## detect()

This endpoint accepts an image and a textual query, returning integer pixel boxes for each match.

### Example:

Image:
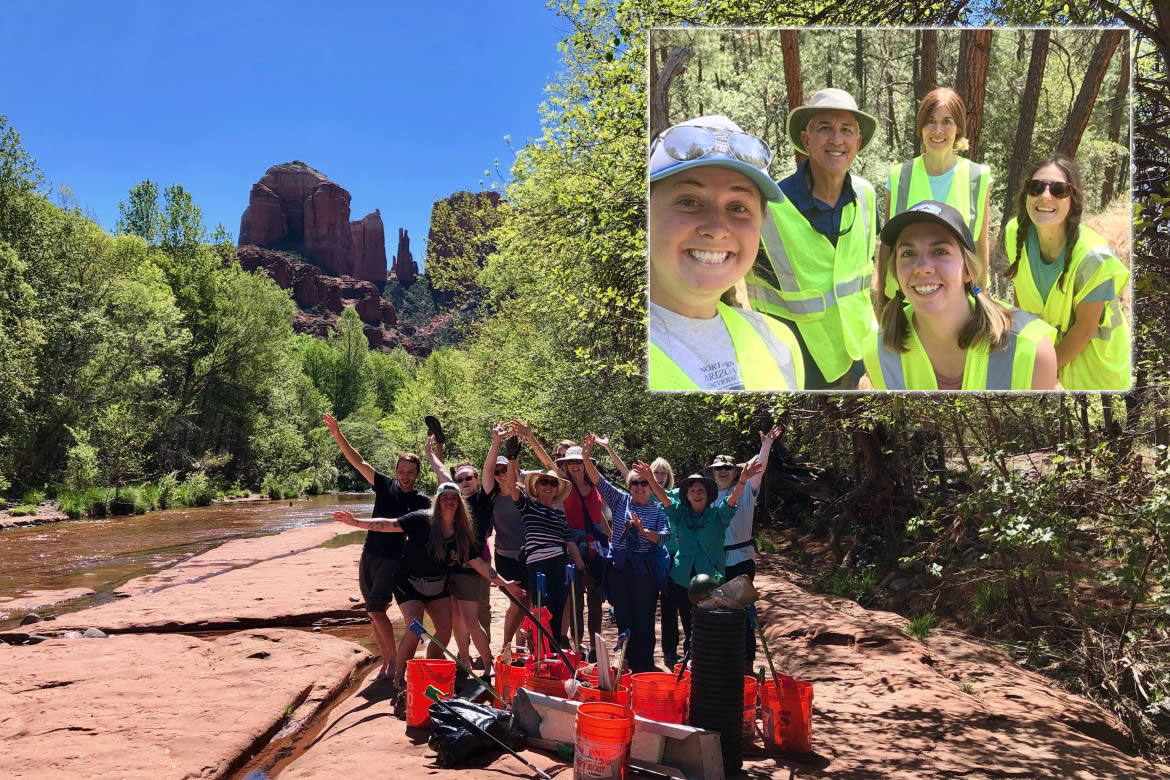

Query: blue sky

[1,2,568,269]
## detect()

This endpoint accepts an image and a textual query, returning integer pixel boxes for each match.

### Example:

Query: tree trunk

[780,30,806,166]
[855,29,865,110]
[1101,42,1131,207]
[1078,395,1092,445]
[920,29,938,97]
[912,32,921,157]
[650,44,695,141]
[1056,30,1124,156]
[954,30,992,160]
[996,30,1051,283]
[1017,30,1027,61]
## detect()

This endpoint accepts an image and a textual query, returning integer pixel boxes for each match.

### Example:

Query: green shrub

[906,612,936,640]
[157,471,179,509]
[179,470,214,507]
[262,474,302,500]
[21,488,45,506]
[823,566,878,605]
[971,582,1004,619]
[9,504,37,516]
[140,483,161,510]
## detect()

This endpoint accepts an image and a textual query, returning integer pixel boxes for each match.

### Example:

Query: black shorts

[359,549,399,613]
[394,572,450,605]
[495,552,526,586]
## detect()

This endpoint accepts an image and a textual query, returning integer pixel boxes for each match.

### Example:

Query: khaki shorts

[449,570,489,602]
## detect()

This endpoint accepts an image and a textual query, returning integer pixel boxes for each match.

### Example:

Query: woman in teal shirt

[645,458,761,659]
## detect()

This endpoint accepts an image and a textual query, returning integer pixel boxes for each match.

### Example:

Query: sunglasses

[1026,179,1072,198]
[493,467,508,475]
[536,478,560,488]
[454,475,476,483]
[628,480,650,487]
[655,124,772,171]
[711,466,735,472]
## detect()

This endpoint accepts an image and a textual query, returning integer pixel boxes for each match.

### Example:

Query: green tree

[425,191,506,306]
[116,180,162,244]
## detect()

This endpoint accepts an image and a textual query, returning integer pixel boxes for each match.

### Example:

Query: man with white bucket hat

[744,88,880,390]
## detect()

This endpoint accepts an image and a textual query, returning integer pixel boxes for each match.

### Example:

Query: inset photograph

[647,28,1132,392]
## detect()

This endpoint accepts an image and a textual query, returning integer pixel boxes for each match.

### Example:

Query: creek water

[0,493,374,627]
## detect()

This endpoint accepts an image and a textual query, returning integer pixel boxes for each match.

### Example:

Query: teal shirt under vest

[662,495,736,587]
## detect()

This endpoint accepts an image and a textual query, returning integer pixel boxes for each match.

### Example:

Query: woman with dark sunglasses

[579,435,671,673]
[424,423,509,676]
[1003,154,1131,390]
[878,88,992,315]
[644,457,762,659]
[497,434,587,656]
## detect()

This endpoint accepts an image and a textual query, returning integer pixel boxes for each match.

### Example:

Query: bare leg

[500,599,526,656]
[393,601,424,684]
[458,598,493,672]
[368,610,397,680]
[424,597,453,661]
[450,594,472,667]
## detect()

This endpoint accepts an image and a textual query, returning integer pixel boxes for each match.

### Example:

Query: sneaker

[587,648,597,664]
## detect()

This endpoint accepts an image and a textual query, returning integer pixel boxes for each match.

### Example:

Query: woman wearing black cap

[862,200,1057,391]
[645,459,762,658]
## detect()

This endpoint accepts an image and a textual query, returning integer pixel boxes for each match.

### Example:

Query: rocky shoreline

[1,524,1165,778]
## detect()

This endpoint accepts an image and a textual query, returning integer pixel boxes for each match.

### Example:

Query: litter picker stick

[565,563,581,657]
[497,582,579,672]
[424,685,553,780]
[674,648,691,682]
[409,620,501,702]
[606,630,631,692]
[535,571,545,678]
[754,618,784,700]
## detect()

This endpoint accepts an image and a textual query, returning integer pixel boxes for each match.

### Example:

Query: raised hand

[631,460,655,482]
[424,434,435,456]
[322,413,340,435]
[740,456,763,482]
[581,434,595,459]
[762,423,784,443]
[510,419,534,441]
[492,422,508,442]
[332,510,358,527]
[594,434,611,449]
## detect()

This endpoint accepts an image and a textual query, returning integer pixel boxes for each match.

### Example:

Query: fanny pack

[408,575,447,597]
[724,539,757,552]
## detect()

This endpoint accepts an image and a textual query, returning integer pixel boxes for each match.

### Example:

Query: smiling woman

[647,115,804,392]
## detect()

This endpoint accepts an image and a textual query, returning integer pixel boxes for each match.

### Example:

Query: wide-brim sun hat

[524,469,573,504]
[881,200,976,254]
[650,115,783,202]
[703,454,743,482]
[677,473,718,507]
[787,88,878,156]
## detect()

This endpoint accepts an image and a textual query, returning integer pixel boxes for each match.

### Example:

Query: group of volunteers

[648,85,1131,392]
[323,411,786,694]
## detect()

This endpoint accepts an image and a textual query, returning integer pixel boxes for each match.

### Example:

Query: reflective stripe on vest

[750,178,876,381]
[865,306,1051,390]
[648,303,801,391]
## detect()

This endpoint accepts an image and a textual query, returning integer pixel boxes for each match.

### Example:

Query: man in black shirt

[324,413,430,683]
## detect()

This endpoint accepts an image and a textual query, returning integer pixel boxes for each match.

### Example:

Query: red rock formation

[390,227,418,283]
[303,180,354,278]
[238,161,386,286]
[350,209,387,286]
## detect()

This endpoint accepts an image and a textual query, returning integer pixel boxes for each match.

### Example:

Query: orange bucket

[523,660,573,699]
[575,701,635,778]
[742,675,759,745]
[672,664,691,722]
[631,672,685,724]
[405,658,456,728]
[495,654,530,708]
[575,682,631,708]
[760,675,813,753]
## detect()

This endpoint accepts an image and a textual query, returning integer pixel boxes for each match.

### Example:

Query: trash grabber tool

[535,571,546,677]
[497,583,578,671]
[674,648,691,682]
[565,563,581,660]
[605,630,631,692]
[409,620,501,702]
[424,685,553,780]
[754,618,784,700]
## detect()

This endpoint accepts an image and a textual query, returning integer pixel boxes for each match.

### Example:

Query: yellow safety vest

[648,302,805,391]
[744,178,877,383]
[863,303,1055,390]
[885,156,991,298]
[1005,220,1131,391]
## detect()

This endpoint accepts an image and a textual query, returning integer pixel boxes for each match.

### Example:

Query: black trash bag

[427,697,527,768]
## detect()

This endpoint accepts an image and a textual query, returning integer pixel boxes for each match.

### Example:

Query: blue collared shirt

[597,476,670,555]
[778,161,856,247]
